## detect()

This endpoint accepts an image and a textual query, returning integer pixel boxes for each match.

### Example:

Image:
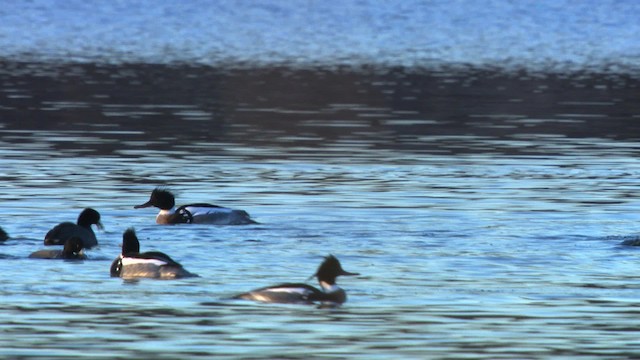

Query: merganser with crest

[110,228,198,279]
[134,187,256,225]
[29,237,86,260]
[232,255,359,305]
[44,208,102,248]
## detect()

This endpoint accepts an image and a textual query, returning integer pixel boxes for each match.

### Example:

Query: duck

[44,208,102,249]
[29,237,86,259]
[0,226,8,241]
[134,187,256,225]
[232,255,359,305]
[110,228,198,279]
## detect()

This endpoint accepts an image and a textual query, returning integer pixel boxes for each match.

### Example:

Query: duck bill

[96,221,105,230]
[307,270,360,281]
[339,270,359,276]
[134,200,153,209]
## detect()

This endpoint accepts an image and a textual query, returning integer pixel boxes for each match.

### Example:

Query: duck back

[233,283,323,304]
[181,205,256,225]
[44,222,98,248]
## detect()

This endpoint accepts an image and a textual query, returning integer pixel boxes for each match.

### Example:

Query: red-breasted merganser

[110,228,198,279]
[134,188,256,225]
[233,255,359,305]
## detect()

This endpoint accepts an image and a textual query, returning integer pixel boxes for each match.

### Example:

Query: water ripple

[1,63,640,358]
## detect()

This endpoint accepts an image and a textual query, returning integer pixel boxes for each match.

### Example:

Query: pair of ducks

[111,228,358,305]
[29,208,102,260]
[30,188,255,259]
[26,188,359,305]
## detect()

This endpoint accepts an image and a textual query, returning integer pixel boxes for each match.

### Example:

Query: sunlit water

[1,0,640,71]
[2,1,640,359]
[1,62,640,359]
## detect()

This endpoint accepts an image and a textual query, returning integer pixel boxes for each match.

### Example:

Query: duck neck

[158,207,176,215]
[156,208,177,224]
[319,281,340,293]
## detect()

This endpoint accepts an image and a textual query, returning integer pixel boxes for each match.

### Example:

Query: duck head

[77,208,103,230]
[134,188,175,210]
[61,237,85,259]
[312,255,359,286]
[122,228,141,254]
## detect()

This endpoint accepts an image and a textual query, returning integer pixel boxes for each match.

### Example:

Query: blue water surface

[1,0,639,70]
[1,1,640,359]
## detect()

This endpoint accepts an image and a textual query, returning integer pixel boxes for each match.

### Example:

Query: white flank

[264,287,310,295]
[251,293,274,302]
[121,257,167,267]
[249,287,310,302]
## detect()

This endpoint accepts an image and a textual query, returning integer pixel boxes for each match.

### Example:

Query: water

[1,0,640,71]
[2,1,640,359]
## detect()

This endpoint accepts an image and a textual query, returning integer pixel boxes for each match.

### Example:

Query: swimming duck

[232,255,359,305]
[29,237,86,259]
[44,208,102,249]
[134,187,256,225]
[0,226,8,241]
[110,228,198,279]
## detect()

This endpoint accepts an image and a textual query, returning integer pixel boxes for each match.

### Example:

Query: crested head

[122,227,140,254]
[135,187,176,210]
[152,187,174,198]
[77,208,103,228]
[314,255,359,285]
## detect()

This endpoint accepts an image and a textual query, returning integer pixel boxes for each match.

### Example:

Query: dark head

[313,255,359,285]
[134,187,175,210]
[122,228,140,254]
[77,208,103,230]
[0,226,8,241]
[61,237,84,259]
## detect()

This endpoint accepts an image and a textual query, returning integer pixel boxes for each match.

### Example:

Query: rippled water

[2,1,640,358]
[1,62,640,358]
[2,0,640,71]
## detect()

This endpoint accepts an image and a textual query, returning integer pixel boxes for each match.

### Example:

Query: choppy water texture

[2,1,640,359]
[1,0,640,71]
[2,61,640,359]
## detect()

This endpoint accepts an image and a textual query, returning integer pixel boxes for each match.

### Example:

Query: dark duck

[110,228,198,279]
[29,237,86,259]
[44,208,102,249]
[232,255,359,305]
[134,187,256,225]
